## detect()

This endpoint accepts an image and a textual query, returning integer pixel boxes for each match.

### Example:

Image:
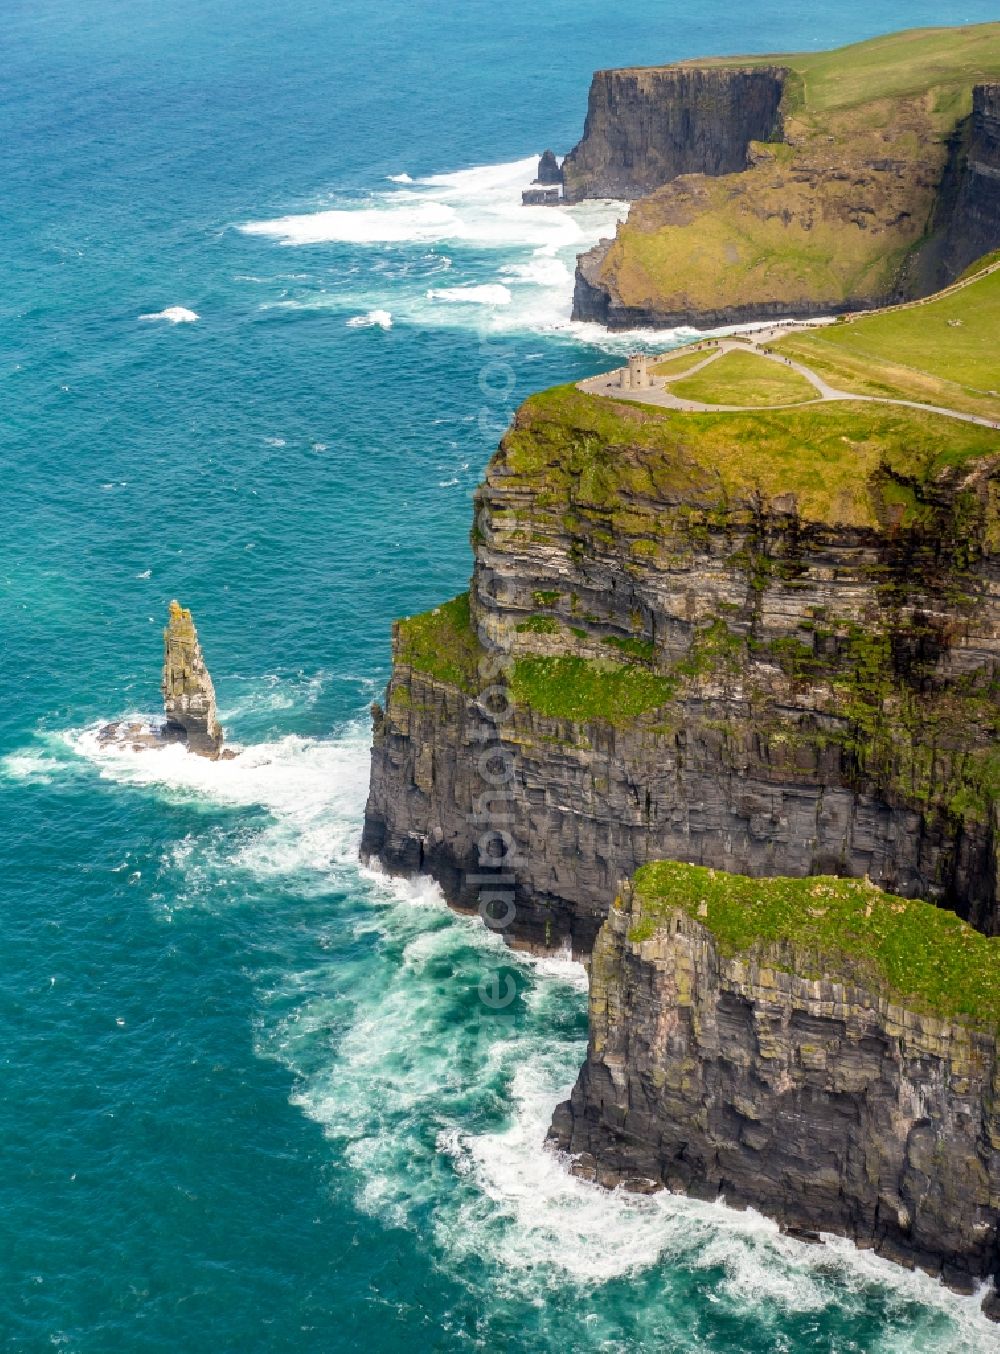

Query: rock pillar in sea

[161,600,224,758]
[535,149,562,185]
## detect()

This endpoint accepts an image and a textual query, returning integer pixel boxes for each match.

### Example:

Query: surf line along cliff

[549,863,1000,1317]
[360,361,1000,1304]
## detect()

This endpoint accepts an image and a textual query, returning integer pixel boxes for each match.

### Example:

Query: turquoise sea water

[5,3,1000,1350]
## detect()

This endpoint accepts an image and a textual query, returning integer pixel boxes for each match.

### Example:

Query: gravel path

[580,333,1000,431]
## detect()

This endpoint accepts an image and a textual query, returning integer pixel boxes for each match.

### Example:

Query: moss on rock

[629,860,1000,1024]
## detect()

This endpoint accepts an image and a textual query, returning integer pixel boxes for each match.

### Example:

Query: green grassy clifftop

[628,861,1000,1024]
[570,23,1000,327]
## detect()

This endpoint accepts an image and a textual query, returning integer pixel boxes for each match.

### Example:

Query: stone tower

[620,352,650,390]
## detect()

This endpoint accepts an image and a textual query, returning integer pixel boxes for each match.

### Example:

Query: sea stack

[535,149,562,185]
[161,600,224,758]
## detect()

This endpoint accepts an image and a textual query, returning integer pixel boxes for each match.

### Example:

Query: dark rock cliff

[549,885,1000,1307]
[362,656,995,956]
[562,48,1000,329]
[362,396,1000,954]
[535,149,562,186]
[560,66,786,203]
[361,375,1000,1304]
[938,84,1000,282]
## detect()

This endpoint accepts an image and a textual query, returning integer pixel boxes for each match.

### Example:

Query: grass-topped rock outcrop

[364,371,999,951]
[549,862,1000,1314]
[568,23,1000,327]
[364,256,1000,954]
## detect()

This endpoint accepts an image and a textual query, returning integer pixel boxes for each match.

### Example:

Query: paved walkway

[579,331,1000,431]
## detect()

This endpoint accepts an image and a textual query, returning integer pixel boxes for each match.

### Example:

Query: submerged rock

[99,600,227,758]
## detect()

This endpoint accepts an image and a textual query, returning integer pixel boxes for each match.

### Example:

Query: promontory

[362,23,1000,1319]
[557,24,1000,328]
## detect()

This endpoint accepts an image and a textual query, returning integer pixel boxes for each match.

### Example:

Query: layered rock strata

[362,392,1000,952]
[560,30,1000,329]
[560,67,785,203]
[548,870,1000,1313]
[99,601,225,758]
[939,84,1000,281]
[161,600,224,756]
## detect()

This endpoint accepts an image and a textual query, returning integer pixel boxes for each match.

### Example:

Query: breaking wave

[345,308,393,329]
[426,283,512,306]
[139,305,199,323]
[23,705,995,1349]
[238,157,635,341]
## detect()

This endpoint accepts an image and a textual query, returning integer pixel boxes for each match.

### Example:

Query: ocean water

[5,2,1000,1350]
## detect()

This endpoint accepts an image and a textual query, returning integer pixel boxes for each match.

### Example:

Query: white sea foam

[0,749,70,783]
[237,157,817,349]
[387,172,413,183]
[63,717,371,886]
[426,284,511,306]
[238,156,631,340]
[266,846,1000,1349]
[500,253,573,288]
[345,308,393,329]
[138,306,199,324]
[33,696,1000,1345]
[241,158,592,250]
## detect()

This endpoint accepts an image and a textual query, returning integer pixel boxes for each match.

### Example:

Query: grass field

[790,23,1000,120]
[649,346,718,377]
[670,349,818,407]
[700,23,1000,122]
[394,593,678,725]
[396,592,480,691]
[629,860,1000,1025]
[507,385,999,528]
[772,265,1000,421]
[511,655,675,724]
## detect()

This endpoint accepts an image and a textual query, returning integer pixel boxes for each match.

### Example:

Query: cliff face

[938,84,1000,282]
[362,391,1000,952]
[549,876,1000,1306]
[362,658,994,956]
[560,67,785,203]
[561,25,1000,329]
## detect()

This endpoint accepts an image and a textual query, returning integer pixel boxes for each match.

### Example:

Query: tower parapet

[619,352,650,390]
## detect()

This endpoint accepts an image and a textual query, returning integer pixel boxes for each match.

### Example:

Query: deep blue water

[5,3,1000,1350]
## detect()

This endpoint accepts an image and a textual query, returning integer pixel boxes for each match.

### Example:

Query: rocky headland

[558,24,1000,328]
[363,376,1000,951]
[549,863,1000,1308]
[364,28,1000,1309]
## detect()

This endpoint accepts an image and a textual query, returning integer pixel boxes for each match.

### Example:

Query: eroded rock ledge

[548,864,1000,1315]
